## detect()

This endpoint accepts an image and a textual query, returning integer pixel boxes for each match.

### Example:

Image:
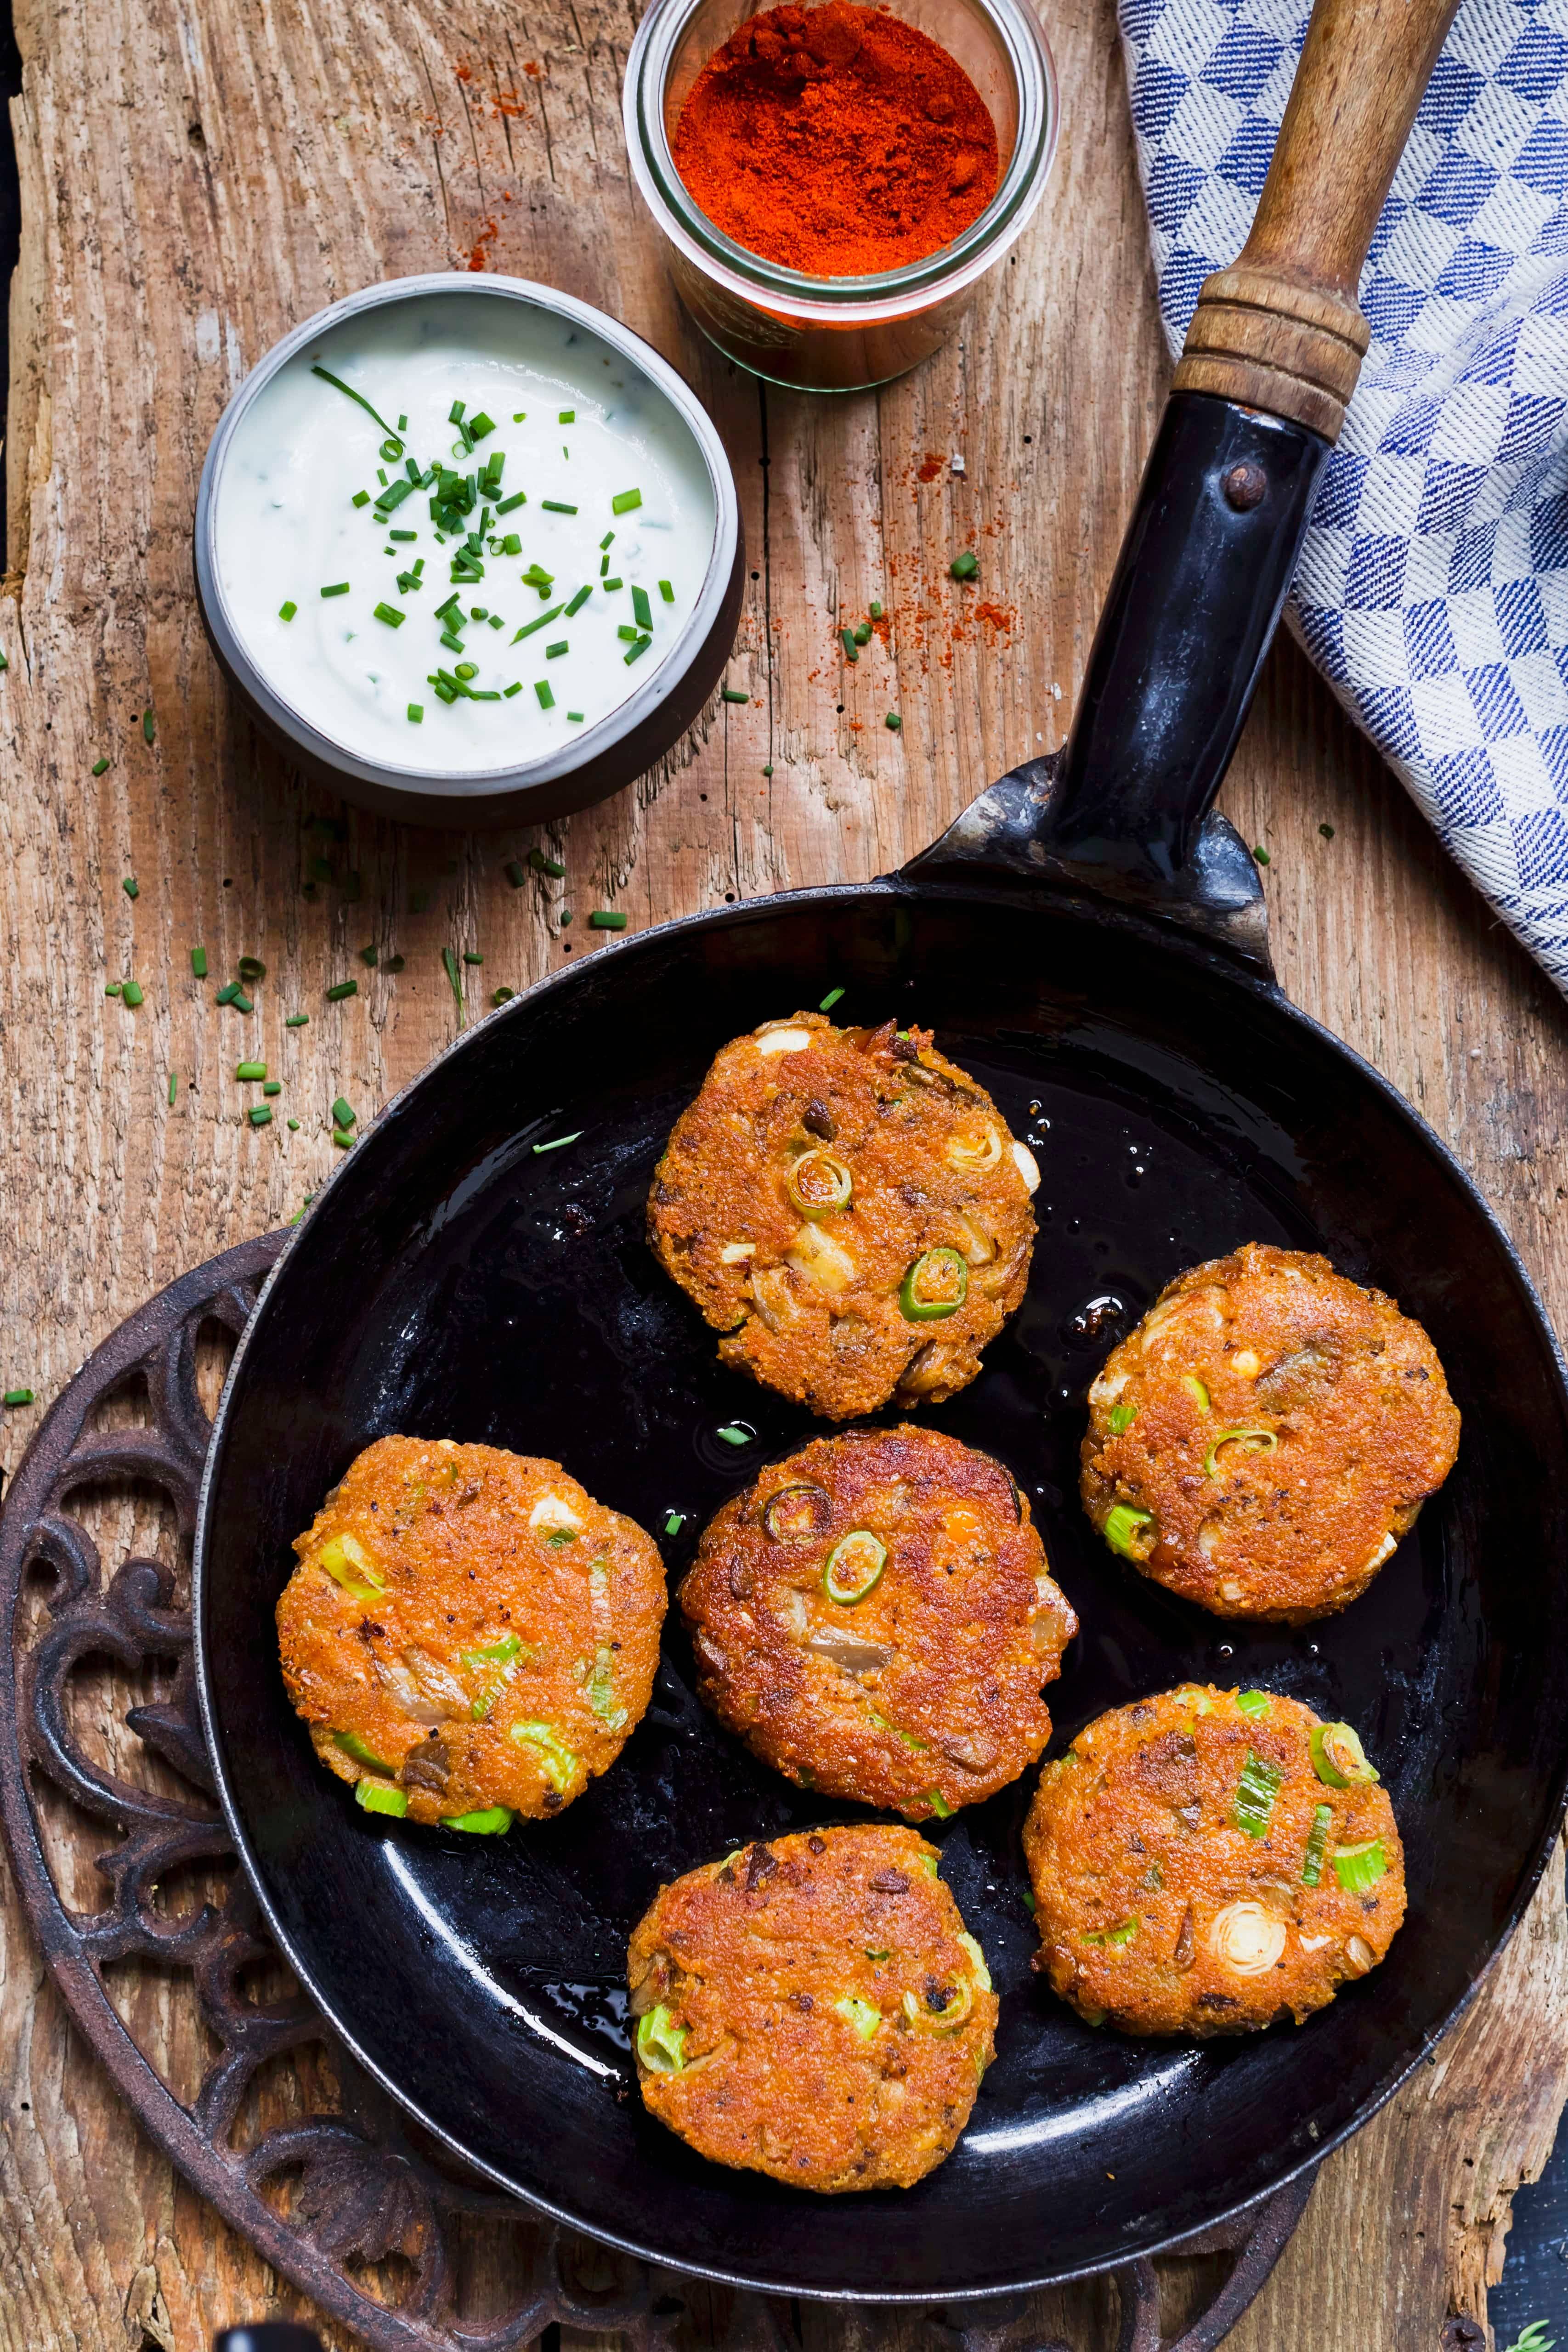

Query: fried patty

[1023,1685,1406,2037]
[647,1012,1037,1419]
[681,1425,1076,1819]
[276,1436,666,1827]
[1080,1243,1460,1622]
[628,1824,997,2190]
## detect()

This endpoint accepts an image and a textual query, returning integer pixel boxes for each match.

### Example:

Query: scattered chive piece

[511,603,566,643]
[0,650,6,672]
[320,582,351,599]
[512,411,526,422]
[559,409,576,424]
[495,492,526,515]
[142,709,156,744]
[248,1105,273,1128]
[215,981,240,1005]
[659,579,675,602]
[238,956,266,979]
[840,629,859,662]
[360,943,379,967]
[312,364,402,443]
[231,989,255,1014]
[602,575,623,591]
[664,1511,685,1538]
[870,600,883,619]
[191,946,208,978]
[541,500,578,515]
[611,488,642,515]
[567,710,585,722]
[1253,844,1271,865]
[469,412,495,441]
[288,1118,300,1131]
[1319,822,1336,839]
[721,687,749,704]
[535,680,556,709]
[560,910,572,926]
[589,910,628,931]
[950,551,979,580]
[390,529,416,542]
[3,1389,34,1408]
[442,944,465,1025]
[286,1012,309,1027]
[104,982,121,995]
[449,399,465,423]
[886,712,902,730]
[236,1060,267,1081]
[488,984,515,1006]
[408,702,424,723]
[463,950,484,965]
[532,1131,583,1154]
[504,680,522,697]
[122,877,140,899]
[632,586,653,631]
[763,763,773,775]
[501,532,522,556]
[564,584,592,617]
[624,635,652,665]
[440,630,465,654]
[545,639,569,659]
[325,980,358,1002]
[263,1080,282,1097]
[716,1423,752,1447]
[333,1127,354,1148]
[332,1096,356,1129]
[373,601,405,628]
[600,532,615,550]
[820,987,845,1012]
[617,625,641,643]
[505,860,526,888]
[92,757,110,775]
[121,980,145,1007]
[852,621,872,645]
[352,491,370,510]
[168,1073,178,1106]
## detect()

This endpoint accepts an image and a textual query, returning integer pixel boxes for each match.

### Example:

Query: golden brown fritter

[1023,1685,1406,2037]
[647,1012,1037,1419]
[681,1425,1077,1819]
[1080,1243,1460,1623]
[628,1824,997,2191]
[276,1436,666,1828]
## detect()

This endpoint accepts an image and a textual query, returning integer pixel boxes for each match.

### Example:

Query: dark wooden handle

[1172,0,1461,441]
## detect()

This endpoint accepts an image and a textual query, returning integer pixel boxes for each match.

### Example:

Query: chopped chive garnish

[469,412,495,441]
[886,712,902,730]
[408,702,424,723]
[191,946,208,978]
[664,1511,685,1537]
[263,1080,282,1097]
[122,876,139,899]
[625,635,652,665]
[950,551,979,580]
[390,528,417,542]
[1320,822,1336,839]
[104,982,121,996]
[504,680,522,696]
[602,575,623,591]
[441,944,465,1027]
[332,1097,356,1129]
[231,989,255,1014]
[565,584,591,616]
[721,687,749,704]
[632,586,652,631]
[558,409,575,423]
[374,479,414,515]
[287,1118,300,1131]
[142,709,155,744]
[238,956,266,979]
[492,986,515,1006]
[332,1126,355,1148]
[441,630,465,653]
[168,1073,178,1106]
[325,979,358,1001]
[840,629,858,662]
[286,1012,310,1027]
[351,490,371,509]
[2,1389,34,1408]
[600,555,610,576]
[529,850,566,877]
[567,711,584,722]
[92,756,110,775]
[611,488,642,514]
[659,579,675,602]
[501,533,522,556]
[716,1423,752,1447]
[312,365,402,446]
[249,1106,273,1128]
[589,910,627,930]
[870,599,883,619]
[541,500,578,514]
[236,1060,267,1081]
[511,603,565,642]
[360,943,379,967]
[454,662,478,681]
[853,621,872,645]
[617,625,640,643]
[321,582,351,599]
[600,532,615,550]
[535,680,555,709]
[545,640,568,658]
[512,411,526,421]
[1253,845,1271,865]
[763,763,773,775]
[505,859,526,887]
[495,492,526,515]
[820,987,845,1011]
[532,1131,583,1154]
[278,599,298,621]
[449,399,466,423]
[373,601,405,628]
[463,950,483,966]
[215,981,240,1005]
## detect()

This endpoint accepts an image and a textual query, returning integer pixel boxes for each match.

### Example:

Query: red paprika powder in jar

[671,1,1001,278]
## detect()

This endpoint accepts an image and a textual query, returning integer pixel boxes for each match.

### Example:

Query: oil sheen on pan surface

[197,892,1568,2299]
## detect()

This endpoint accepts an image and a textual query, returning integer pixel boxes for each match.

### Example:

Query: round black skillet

[195,0,1568,2295]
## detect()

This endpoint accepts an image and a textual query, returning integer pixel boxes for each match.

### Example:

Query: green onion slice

[1331,1838,1387,1894]
[334,1728,397,1775]
[636,2004,687,2074]
[834,1994,881,2041]
[1203,1426,1278,1478]
[1232,1751,1283,1840]
[762,1483,832,1542]
[355,1781,409,1817]
[823,1529,887,1606]
[787,1148,852,1217]
[510,1719,577,1792]
[1235,1690,1272,1719]
[1301,1802,1332,1886]
[1183,1374,1211,1412]
[442,1805,514,1834]
[317,1530,385,1597]
[1102,1503,1154,1559]
[1107,1402,1138,1434]
[1310,1722,1380,1788]
[899,1246,968,1321]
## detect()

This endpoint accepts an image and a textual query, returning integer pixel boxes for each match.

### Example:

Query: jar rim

[623,0,1059,323]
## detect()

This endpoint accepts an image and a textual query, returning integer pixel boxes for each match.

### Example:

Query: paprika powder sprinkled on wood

[672,1,1000,278]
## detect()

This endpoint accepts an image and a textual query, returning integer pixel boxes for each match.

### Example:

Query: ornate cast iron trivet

[0,1235,1314,2352]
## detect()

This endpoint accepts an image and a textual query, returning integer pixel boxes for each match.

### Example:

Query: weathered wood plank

[1,0,1564,2342]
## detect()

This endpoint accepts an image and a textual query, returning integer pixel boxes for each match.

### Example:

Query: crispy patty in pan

[1080,1243,1460,1622]
[276,1436,666,1827]
[628,1824,997,2191]
[1023,1685,1406,2036]
[647,1012,1037,1419]
[681,1425,1076,1819]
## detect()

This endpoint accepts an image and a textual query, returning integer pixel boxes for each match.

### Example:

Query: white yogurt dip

[213,291,719,772]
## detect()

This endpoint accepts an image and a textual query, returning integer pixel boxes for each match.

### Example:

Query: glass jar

[623,0,1059,393]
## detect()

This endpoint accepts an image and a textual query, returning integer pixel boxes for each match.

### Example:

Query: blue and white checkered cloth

[1119,0,1568,991]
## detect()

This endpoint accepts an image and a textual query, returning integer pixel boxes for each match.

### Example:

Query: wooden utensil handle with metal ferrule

[1172,0,1462,442]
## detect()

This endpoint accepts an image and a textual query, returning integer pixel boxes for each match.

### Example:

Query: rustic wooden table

[2,0,1565,2343]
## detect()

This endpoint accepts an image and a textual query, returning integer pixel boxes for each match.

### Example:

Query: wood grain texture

[0,0,1564,2343]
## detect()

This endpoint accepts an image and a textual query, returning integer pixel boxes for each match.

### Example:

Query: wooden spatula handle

[1172,0,1461,441]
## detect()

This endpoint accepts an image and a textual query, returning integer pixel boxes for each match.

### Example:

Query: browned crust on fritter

[628,1824,997,2191]
[646,1012,1036,1419]
[1022,1685,1406,2037]
[681,1425,1076,1819]
[1080,1243,1460,1623]
[275,1436,666,1824]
